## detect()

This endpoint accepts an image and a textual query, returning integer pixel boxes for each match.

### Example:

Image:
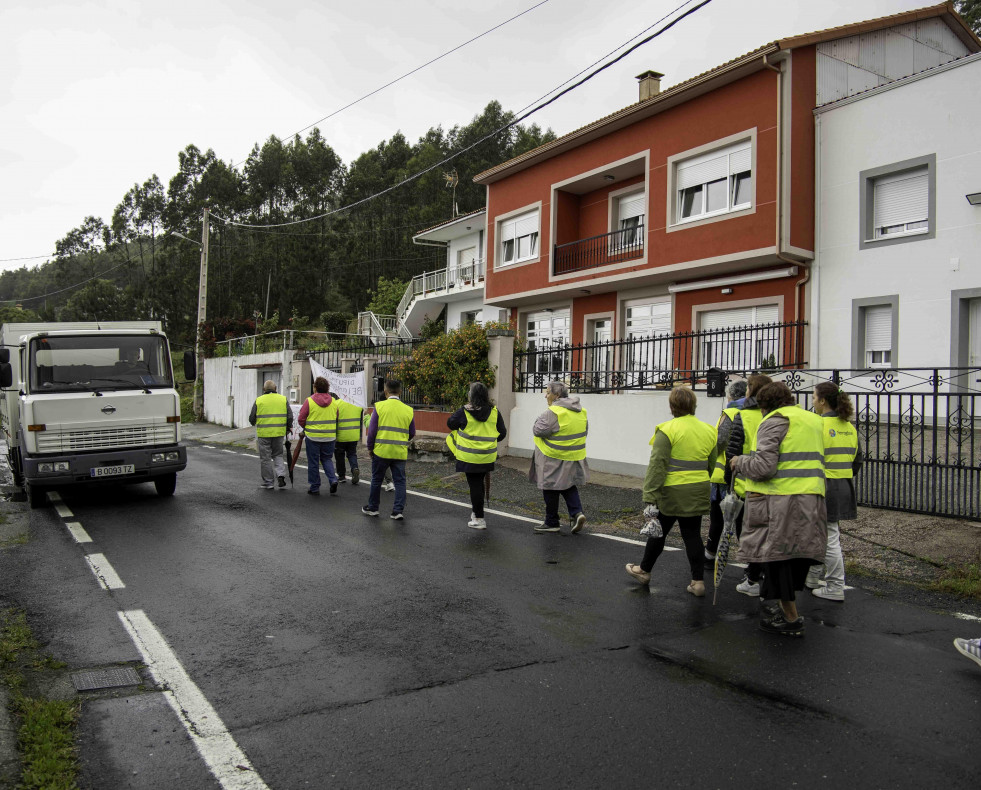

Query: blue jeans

[368,454,406,514]
[542,486,583,528]
[306,438,338,491]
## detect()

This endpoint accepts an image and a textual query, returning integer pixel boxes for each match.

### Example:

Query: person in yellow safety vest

[705,379,747,562]
[248,379,294,490]
[723,373,773,597]
[529,381,589,535]
[331,391,364,486]
[625,387,718,597]
[805,382,863,602]
[730,382,828,638]
[362,379,415,520]
[298,376,340,495]
[446,382,507,530]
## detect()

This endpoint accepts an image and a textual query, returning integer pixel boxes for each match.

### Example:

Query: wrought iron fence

[307,337,421,370]
[514,321,807,393]
[373,360,449,410]
[553,224,645,275]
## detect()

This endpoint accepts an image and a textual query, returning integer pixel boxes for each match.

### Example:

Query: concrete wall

[203,351,289,428]
[815,56,981,370]
[507,390,697,477]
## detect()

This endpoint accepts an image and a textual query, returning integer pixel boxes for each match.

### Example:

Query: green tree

[0,305,41,325]
[59,280,133,322]
[956,0,981,34]
[366,276,409,315]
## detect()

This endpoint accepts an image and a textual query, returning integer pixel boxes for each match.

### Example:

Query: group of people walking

[251,371,875,638]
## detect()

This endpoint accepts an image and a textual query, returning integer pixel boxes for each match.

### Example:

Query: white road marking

[589,532,681,551]
[221,450,238,455]
[954,612,981,622]
[85,553,125,590]
[201,445,216,449]
[65,522,92,543]
[118,610,270,790]
[54,502,75,518]
[47,491,62,502]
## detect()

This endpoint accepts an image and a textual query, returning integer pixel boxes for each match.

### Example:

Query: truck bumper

[22,444,187,486]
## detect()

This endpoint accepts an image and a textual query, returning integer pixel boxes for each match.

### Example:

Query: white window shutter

[500,219,517,242]
[865,305,892,351]
[729,145,751,174]
[873,170,928,229]
[754,305,778,324]
[678,152,728,190]
[513,210,539,238]
[700,307,753,331]
[619,194,645,221]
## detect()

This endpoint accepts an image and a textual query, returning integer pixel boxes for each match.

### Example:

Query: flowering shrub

[390,323,495,407]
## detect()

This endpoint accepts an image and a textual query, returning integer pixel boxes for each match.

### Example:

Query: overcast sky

[0,0,932,273]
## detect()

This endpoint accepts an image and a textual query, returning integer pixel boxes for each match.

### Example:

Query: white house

[814,51,981,372]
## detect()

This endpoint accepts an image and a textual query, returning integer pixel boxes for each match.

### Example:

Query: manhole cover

[71,667,142,692]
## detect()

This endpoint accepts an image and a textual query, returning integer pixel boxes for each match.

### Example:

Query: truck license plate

[90,465,135,478]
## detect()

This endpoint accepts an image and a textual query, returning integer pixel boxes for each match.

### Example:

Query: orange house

[474,3,977,381]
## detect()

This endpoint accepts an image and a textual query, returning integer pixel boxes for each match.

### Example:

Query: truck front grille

[36,425,176,452]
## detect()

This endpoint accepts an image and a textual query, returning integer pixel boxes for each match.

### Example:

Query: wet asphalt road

[2,441,980,788]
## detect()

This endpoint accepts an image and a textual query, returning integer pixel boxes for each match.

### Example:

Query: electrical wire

[232,0,552,168]
[0,254,54,263]
[213,0,713,231]
[0,254,143,304]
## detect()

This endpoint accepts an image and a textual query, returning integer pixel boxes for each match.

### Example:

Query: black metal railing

[553,223,645,275]
[307,337,422,370]
[514,321,807,393]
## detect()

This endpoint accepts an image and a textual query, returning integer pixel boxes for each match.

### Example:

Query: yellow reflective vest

[743,405,826,497]
[447,407,499,465]
[254,392,288,438]
[373,397,414,460]
[822,415,858,480]
[303,397,339,442]
[335,398,363,443]
[533,404,587,461]
[710,407,740,484]
[652,415,717,487]
[733,407,764,498]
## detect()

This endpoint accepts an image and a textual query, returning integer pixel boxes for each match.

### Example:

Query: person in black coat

[446,382,507,529]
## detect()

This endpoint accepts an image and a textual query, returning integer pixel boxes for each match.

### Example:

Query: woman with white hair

[529,381,589,535]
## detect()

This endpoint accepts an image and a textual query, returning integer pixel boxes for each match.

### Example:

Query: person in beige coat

[729,382,827,637]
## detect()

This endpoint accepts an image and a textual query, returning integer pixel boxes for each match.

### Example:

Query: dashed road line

[65,522,92,543]
[119,610,270,790]
[85,553,125,590]
[221,450,239,455]
[954,612,981,622]
[201,444,216,449]
[52,501,74,519]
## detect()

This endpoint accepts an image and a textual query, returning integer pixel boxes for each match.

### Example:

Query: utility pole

[193,207,209,418]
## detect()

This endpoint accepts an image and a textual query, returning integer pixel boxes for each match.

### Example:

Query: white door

[455,247,477,287]
[624,299,672,386]
[526,310,570,375]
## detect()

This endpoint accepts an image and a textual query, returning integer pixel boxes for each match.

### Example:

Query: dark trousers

[334,441,359,478]
[367,455,406,514]
[641,514,705,580]
[466,472,487,518]
[707,498,761,582]
[305,438,337,491]
[542,486,583,528]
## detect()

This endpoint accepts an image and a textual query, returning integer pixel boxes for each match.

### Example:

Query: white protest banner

[309,358,368,409]
[287,404,303,442]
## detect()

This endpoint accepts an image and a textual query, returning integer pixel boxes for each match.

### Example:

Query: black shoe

[361,505,379,517]
[390,512,404,520]
[329,482,338,495]
[277,476,286,488]
[308,489,320,496]
[351,468,360,486]
[759,600,781,622]
[760,613,804,637]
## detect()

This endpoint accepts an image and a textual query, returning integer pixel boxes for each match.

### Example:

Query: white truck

[0,321,189,508]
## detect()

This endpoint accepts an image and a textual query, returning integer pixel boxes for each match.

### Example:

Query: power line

[0,255,141,305]
[232,0,552,168]
[214,0,713,231]
[0,253,54,263]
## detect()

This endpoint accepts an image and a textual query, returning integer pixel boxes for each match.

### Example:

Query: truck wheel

[154,473,177,497]
[26,482,47,510]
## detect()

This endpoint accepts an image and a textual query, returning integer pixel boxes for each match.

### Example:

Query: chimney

[636,70,664,102]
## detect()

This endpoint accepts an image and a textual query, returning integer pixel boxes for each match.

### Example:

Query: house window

[863,305,894,368]
[460,310,480,327]
[452,247,477,286]
[499,209,539,266]
[623,300,671,385]
[526,310,570,374]
[872,168,929,240]
[970,298,981,368]
[699,305,779,370]
[616,192,645,247]
[676,142,752,223]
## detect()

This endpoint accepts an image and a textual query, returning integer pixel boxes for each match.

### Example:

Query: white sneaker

[467,516,487,530]
[811,586,844,601]
[382,482,396,492]
[736,578,761,597]
[804,574,827,589]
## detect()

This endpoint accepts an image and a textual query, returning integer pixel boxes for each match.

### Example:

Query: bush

[320,310,352,335]
[390,323,495,407]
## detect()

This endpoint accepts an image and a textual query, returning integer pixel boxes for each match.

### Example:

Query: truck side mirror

[0,348,9,364]
[183,350,197,382]
[0,363,12,389]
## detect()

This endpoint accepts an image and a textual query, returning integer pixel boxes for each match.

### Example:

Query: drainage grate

[70,667,142,692]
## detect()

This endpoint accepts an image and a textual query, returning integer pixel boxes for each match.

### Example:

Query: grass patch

[415,474,459,492]
[926,562,981,599]
[1,608,79,790]
[0,532,28,549]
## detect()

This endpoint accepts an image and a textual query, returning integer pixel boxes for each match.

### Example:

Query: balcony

[397,260,486,335]
[553,224,644,276]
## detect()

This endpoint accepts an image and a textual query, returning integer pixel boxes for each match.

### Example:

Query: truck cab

[0,322,188,508]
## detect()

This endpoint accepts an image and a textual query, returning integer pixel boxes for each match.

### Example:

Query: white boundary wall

[507,391,683,477]
[203,351,289,428]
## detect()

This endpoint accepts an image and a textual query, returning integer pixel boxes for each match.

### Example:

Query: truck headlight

[38,463,52,473]
[151,453,165,463]
[54,461,70,472]
[165,451,180,461]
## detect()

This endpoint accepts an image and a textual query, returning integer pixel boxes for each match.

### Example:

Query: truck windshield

[29,335,174,393]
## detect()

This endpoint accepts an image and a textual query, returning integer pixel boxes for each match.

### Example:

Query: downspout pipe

[764,52,811,365]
